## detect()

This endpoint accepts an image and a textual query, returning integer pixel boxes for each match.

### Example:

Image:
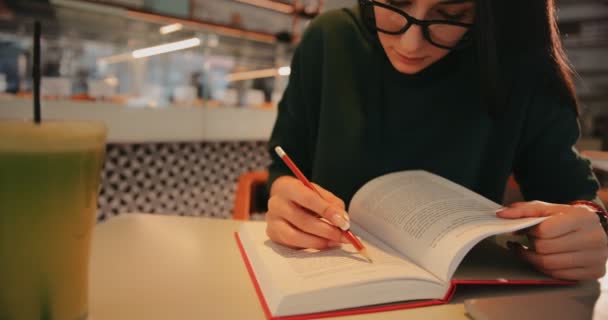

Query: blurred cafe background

[0,0,607,222]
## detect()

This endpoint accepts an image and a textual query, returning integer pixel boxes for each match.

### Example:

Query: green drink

[0,121,106,320]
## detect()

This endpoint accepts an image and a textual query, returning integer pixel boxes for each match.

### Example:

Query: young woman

[265,0,608,280]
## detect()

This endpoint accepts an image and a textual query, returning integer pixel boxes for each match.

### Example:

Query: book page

[349,170,545,282]
[237,221,447,316]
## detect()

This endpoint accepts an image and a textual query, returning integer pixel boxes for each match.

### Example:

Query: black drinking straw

[33,21,41,124]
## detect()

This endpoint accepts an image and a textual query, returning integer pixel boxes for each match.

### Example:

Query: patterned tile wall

[95,142,608,223]
[97,141,271,222]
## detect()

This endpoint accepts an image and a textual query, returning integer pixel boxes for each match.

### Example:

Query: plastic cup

[0,120,107,320]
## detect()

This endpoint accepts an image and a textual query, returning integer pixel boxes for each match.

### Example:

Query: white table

[89,213,607,320]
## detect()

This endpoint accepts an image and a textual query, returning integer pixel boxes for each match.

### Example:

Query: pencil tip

[360,249,373,263]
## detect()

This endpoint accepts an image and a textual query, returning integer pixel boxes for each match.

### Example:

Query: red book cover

[235,232,573,320]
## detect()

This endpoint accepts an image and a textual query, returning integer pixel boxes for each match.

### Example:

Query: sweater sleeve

[512,81,600,204]
[266,19,325,193]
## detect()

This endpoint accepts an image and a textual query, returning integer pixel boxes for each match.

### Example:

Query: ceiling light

[132,38,201,59]
[159,23,183,35]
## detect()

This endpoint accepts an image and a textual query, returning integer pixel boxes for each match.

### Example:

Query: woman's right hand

[266,176,351,249]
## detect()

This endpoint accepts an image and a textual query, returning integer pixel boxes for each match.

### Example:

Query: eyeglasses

[359,0,474,50]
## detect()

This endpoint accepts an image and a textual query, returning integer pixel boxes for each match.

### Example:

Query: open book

[235,171,572,319]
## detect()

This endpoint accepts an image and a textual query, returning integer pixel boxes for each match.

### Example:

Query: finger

[496,201,560,219]
[267,195,348,243]
[530,226,608,254]
[280,199,345,243]
[515,245,608,271]
[312,183,346,210]
[266,219,336,250]
[282,180,350,230]
[526,208,599,239]
[266,195,288,221]
[269,175,298,196]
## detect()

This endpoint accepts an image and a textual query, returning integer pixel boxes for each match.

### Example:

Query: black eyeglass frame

[359,0,475,50]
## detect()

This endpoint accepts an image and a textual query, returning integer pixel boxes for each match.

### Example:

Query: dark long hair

[360,0,579,115]
[477,0,578,114]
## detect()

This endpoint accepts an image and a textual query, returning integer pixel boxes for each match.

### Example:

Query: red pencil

[274,146,372,262]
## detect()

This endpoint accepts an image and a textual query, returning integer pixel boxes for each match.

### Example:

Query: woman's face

[374,0,475,74]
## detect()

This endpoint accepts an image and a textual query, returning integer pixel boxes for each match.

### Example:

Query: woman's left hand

[497,201,608,280]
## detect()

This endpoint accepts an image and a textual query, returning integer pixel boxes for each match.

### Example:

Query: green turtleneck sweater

[267,7,599,207]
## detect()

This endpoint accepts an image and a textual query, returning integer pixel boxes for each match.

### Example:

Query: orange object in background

[15,91,32,98]
[503,175,523,206]
[233,170,269,220]
[70,93,96,102]
[260,101,274,109]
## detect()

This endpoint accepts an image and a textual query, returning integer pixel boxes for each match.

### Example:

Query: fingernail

[328,207,350,230]
[333,206,350,221]
[343,212,351,221]
[340,234,350,244]
[331,214,350,230]
[327,241,341,248]
[494,208,505,214]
